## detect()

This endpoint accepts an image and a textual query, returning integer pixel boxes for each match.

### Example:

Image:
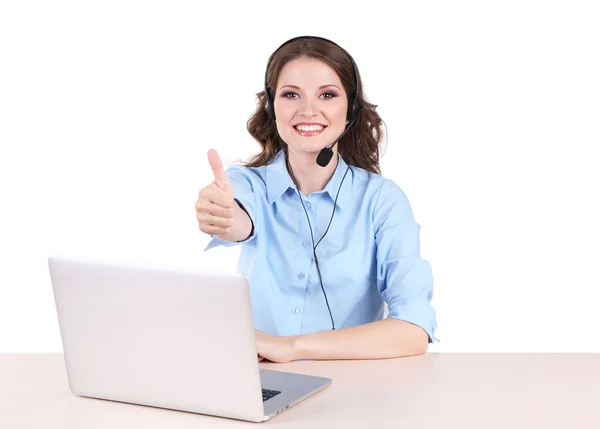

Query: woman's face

[273,56,349,158]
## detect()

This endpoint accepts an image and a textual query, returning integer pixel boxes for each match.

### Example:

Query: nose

[298,96,318,117]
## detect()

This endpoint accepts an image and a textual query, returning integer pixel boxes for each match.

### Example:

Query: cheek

[330,100,348,120]
[330,107,348,126]
[274,101,293,119]
[275,107,294,127]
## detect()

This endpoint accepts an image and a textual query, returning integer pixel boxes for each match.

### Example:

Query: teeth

[295,125,324,132]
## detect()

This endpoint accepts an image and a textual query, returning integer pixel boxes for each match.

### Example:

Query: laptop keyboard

[262,389,282,402]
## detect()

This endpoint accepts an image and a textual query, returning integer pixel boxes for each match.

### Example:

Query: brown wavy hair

[241,37,386,175]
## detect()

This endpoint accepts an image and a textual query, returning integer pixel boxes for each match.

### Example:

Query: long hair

[242,37,386,175]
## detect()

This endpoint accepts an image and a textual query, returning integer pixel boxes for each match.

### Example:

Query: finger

[207,149,229,187]
[199,223,230,235]
[196,199,235,218]
[197,212,234,228]
[199,185,234,208]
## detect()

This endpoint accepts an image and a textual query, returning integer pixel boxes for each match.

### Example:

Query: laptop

[47,254,332,422]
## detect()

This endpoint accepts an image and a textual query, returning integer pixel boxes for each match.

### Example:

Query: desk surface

[1,353,599,428]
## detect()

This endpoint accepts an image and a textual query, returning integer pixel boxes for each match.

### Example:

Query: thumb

[207,149,231,189]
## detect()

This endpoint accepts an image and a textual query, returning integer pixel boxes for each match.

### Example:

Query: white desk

[1,353,599,428]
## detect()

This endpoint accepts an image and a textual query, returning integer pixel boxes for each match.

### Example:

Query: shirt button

[297,273,305,280]
[302,241,309,247]
[305,202,311,209]
[292,308,299,314]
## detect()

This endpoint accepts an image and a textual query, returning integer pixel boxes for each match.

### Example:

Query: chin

[288,142,326,156]
[287,135,331,152]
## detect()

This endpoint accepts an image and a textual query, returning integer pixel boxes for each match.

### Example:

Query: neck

[286,149,338,197]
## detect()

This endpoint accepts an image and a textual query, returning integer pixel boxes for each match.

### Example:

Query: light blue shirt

[204,150,438,343]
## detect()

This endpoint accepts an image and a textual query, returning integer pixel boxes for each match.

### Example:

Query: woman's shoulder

[221,161,270,196]
[350,164,406,200]
[225,161,268,181]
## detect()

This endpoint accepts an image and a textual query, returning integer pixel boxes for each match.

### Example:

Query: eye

[280,91,338,100]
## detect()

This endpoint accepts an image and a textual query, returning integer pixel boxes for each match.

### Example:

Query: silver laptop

[47,254,331,422]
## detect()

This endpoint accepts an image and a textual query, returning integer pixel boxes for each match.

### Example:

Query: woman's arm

[255,319,428,363]
[293,318,428,360]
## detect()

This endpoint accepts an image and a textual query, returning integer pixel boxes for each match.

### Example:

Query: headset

[263,36,363,330]
[264,36,363,167]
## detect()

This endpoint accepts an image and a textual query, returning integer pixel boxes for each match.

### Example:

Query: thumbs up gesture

[207,149,235,201]
[196,149,236,236]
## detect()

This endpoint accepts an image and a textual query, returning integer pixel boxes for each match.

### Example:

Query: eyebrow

[278,84,341,92]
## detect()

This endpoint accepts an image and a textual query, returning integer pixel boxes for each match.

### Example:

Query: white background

[1,1,598,353]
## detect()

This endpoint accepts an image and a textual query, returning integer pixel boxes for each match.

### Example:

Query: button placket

[300,198,316,251]
[291,200,315,320]
[292,268,308,316]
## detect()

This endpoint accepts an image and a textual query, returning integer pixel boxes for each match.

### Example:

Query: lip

[293,124,327,137]
[293,122,327,126]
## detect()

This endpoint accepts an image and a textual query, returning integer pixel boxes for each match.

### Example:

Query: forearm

[292,318,428,360]
[215,200,253,242]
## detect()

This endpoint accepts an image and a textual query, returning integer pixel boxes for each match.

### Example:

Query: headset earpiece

[265,88,275,121]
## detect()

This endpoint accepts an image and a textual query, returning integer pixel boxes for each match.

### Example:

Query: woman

[196,36,438,363]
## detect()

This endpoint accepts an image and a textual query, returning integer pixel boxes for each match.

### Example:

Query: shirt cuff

[386,300,439,344]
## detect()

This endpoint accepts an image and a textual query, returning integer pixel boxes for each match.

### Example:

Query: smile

[293,125,327,137]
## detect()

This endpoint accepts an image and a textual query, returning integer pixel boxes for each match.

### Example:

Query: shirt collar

[265,149,353,211]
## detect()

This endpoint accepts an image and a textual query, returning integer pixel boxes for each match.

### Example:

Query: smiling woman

[197,36,438,362]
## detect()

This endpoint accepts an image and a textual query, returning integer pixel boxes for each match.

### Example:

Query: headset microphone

[316,116,358,167]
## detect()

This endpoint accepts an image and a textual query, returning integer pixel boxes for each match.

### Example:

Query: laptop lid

[48,254,265,422]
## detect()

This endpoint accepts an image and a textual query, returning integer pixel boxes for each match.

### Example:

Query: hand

[255,329,298,363]
[196,149,235,235]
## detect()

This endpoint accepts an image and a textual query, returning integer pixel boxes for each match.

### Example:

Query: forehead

[277,57,344,90]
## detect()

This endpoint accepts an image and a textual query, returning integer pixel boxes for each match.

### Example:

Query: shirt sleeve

[203,165,257,251]
[374,181,439,344]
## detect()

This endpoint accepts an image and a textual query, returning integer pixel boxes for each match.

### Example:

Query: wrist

[233,199,254,241]
[214,200,250,242]
[291,335,305,360]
